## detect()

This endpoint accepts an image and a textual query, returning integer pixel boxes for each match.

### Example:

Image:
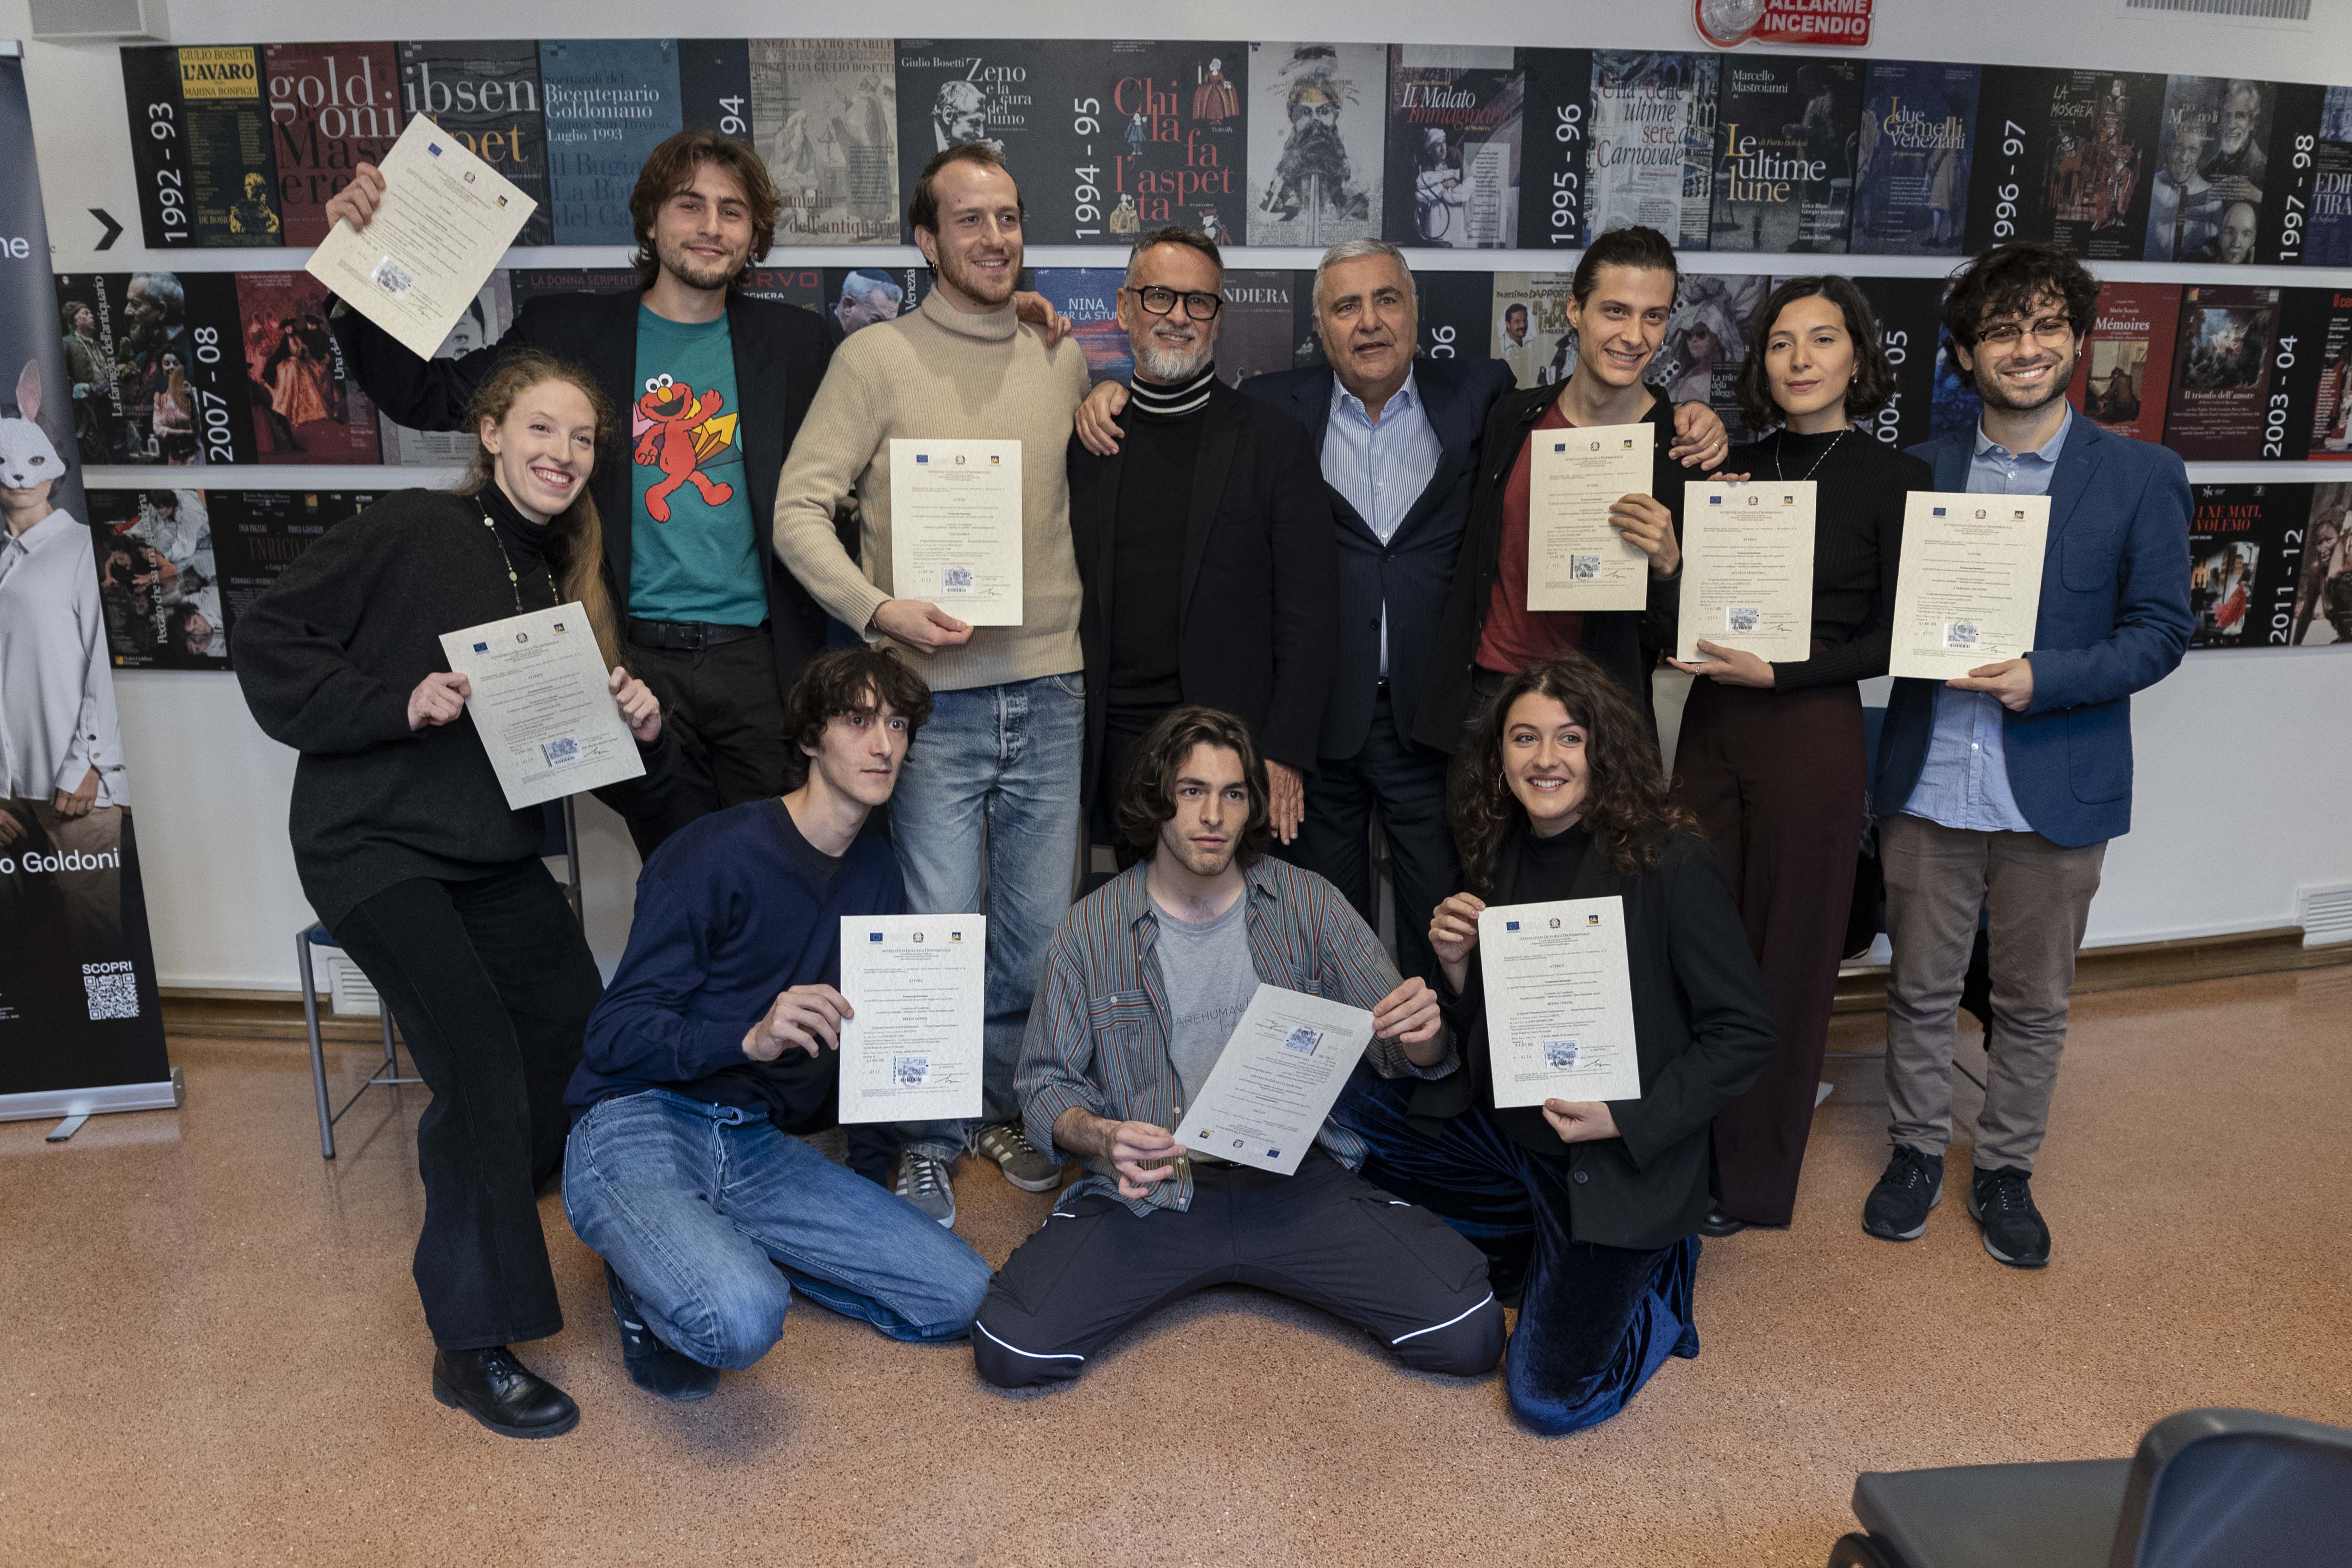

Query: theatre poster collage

[63,40,2352,672]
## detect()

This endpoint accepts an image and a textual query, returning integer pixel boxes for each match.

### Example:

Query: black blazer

[333,287,837,688]
[1415,827,1775,1251]
[1065,380,1340,804]
[1239,355,1517,760]
[1417,389,1709,754]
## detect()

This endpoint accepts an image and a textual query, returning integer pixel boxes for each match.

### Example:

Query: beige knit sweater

[770,288,1092,692]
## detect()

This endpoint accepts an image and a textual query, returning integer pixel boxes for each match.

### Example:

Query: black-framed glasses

[1125,285,1223,321]
[1975,315,2075,348]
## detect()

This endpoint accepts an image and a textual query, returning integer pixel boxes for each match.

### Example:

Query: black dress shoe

[607,1265,720,1402]
[1698,1207,1748,1237]
[431,1346,580,1439]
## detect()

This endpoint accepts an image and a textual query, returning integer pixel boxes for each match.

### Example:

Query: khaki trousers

[1880,813,2106,1172]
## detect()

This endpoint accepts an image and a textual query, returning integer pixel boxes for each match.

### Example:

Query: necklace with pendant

[1775,428,1847,483]
[479,511,523,615]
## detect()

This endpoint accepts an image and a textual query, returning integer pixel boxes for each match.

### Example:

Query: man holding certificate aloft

[771,143,1092,1225]
[234,353,676,1440]
[1332,655,1774,1435]
[1421,226,1719,755]
[972,707,1505,1391]
[1864,244,2190,1271]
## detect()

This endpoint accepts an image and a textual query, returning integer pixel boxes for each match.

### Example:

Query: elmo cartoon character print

[633,372,741,523]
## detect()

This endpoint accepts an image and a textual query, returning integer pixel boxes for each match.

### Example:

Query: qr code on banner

[1943,622,1981,650]
[83,962,138,1021]
[1568,554,1601,581]
[1543,1039,1579,1069]
[369,255,416,296]
[542,737,580,766]
[893,1056,929,1086]
[940,566,974,593]
[1727,606,1760,632]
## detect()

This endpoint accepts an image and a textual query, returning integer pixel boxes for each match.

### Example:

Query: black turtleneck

[1716,425,1932,690]
[475,478,559,609]
[1108,365,1216,715]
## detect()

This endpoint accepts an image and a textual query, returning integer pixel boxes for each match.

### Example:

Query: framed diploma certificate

[837,915,986,1124]
[1476,897,1642,1107]
[1888,492,2050,679]
[306,115,537,361]
[888,439,1023,626]
[439,602,642,810]
[1676,481,1817,664]
[1527,421,1654,612]
[1172,984,1376,1176]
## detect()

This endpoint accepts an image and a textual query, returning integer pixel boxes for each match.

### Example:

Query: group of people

[226,127,2191,1443]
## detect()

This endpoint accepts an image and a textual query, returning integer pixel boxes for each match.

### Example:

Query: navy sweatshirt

[566,797,907,1178]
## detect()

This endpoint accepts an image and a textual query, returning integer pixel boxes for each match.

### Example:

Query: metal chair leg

[380,1008,397,1078]
[297,933,334,1160]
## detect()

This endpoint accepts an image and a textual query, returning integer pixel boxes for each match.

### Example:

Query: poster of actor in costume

[1247,42,1384,246]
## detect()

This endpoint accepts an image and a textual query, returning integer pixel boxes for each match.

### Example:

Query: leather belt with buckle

[625,617,765,652]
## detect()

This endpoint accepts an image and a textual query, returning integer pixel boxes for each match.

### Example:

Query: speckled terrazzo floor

[6,966,2349,1567]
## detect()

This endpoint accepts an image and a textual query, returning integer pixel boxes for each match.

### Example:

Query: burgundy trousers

[1670,678,1865,1227]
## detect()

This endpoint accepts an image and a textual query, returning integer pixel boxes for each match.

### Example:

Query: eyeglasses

[1974,315,2075,348]
[1125,286,1223,321]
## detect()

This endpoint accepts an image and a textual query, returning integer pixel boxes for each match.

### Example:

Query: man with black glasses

[1064,226,1338,842]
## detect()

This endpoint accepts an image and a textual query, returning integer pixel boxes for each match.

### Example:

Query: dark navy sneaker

[607,1264,720,1401]
[1969,1166,2052,1269]
[1861,1144,1944,1241]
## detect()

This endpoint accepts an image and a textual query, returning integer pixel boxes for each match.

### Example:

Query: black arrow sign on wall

[91,208,123,250]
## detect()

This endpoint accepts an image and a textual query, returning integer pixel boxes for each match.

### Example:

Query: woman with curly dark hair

[1662,275,1932,1237]
[1334,652,1773,1435]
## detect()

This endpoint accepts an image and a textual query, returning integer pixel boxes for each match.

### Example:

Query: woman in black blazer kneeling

[1334,652,1774,1434]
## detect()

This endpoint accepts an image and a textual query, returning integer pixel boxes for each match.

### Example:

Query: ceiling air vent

[2117,0,2313,25]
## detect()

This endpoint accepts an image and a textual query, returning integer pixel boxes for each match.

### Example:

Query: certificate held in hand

[1677,482,1817,664]
[836,915,986,1125]
[889,439,1023,627]
[1888,492,2050,679]
[1477,897,1642,1107]
[1172,984,1376,1175]
[306,115,536,361]
[440,602,643,810]
[1528,422,1654,612]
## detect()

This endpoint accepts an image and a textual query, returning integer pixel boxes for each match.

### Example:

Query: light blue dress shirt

[1321,369,1443,676]
[1899,407,2075,834]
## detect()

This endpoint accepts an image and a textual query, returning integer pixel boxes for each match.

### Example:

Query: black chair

[1828,1406,2352,1568]
[298,799,580,1158]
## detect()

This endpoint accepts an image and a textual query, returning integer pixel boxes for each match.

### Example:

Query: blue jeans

[888,670,1084,1159]
[562,1090,992,1369]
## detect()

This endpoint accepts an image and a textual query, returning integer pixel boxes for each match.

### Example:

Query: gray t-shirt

[1151,890,1259,1112]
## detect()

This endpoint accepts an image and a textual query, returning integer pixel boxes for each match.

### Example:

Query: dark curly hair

[1114,706,1272,870]
[1451,654,1694,891]
[782,646,934,787]
[1734,276,1897,434]
[1941,241,2098,351]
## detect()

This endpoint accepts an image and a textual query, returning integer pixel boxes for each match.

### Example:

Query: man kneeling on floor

[971,706,1506,1387]
[564,647,993,1400]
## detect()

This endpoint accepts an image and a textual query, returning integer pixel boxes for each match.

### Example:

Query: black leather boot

[430,1345,580,1439]
[607,1264,720,1402]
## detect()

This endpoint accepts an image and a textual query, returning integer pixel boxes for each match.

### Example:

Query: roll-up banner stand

[0,42,179,1134]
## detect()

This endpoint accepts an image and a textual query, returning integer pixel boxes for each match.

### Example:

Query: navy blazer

[1876,415,2192,849]
[334,287,838,689]
[1238,355,1518,759]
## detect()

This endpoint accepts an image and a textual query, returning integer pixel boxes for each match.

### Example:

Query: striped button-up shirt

[1018,855,1456,1218]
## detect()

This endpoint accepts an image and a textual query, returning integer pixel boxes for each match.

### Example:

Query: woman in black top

[1334,654,1774,1435]
[235,350,675,1440]
[1661,276,1932,1234]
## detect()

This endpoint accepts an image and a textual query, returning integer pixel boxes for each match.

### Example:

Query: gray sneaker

[894,1148,957,1227]
[973,1120,1062,1192]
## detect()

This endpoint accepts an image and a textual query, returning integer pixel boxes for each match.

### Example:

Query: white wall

[11,0,2352,986]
